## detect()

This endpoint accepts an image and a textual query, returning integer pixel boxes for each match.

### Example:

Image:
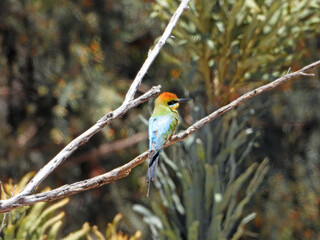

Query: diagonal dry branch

[0,0,191,212]
[19,86,161,197]
[0,87,160,211]
[169,60,320,144]
[19,0,190,197]
[123,0,190,104]
[0,59,319,212]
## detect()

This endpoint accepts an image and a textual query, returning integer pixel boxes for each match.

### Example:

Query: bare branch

[169,61,320,144]
[0,152,148,211]
[0,185,16,231]
[16,0,191,198]
[0,60,319,212]
[123,0,191,104]
[0,0,191,212]
[0,87,160,211]
[19,85,161,197]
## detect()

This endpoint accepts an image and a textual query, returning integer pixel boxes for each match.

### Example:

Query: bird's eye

[168,100,177,106]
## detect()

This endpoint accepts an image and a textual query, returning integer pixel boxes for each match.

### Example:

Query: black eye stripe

[168,100,178,106]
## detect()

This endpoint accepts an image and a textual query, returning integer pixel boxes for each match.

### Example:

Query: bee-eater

[146,92,190,196]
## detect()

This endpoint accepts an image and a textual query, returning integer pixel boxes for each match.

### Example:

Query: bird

[146,92,190,197]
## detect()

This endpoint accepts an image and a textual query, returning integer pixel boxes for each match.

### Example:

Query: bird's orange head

[155,92,190,110]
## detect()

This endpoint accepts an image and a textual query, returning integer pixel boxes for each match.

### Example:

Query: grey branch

[0,60,319,212]
[0,0,191,212]
[18,0,190,197]
[20,85,161,197]
[0,87,160,211]
[169,60,320,144]
[123,0,191,104]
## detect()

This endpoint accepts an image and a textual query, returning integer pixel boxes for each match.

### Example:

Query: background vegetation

[0,0,319,239]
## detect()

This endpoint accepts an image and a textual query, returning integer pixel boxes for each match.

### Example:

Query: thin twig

[123,0,191,104]
[0,0,191,212]
[0,185,16,232]
[0,60,318,212]
[0,212,7,232]
[18,86,160,197]
[169,63,319,144]
[16,0,190,199]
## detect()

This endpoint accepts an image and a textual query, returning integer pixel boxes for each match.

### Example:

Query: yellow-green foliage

[134,110,269,240]
[102,213,141,240]
[62,214,142,240]
[0,174,142,240]
[152,0,320,104]
[0,172,69,240]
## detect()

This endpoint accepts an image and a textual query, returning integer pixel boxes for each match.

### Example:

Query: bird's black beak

[178,98,191,103]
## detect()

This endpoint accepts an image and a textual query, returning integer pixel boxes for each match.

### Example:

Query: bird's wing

[148,114,176,152]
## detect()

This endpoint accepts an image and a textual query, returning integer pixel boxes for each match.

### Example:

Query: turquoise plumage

[146,92,190,196]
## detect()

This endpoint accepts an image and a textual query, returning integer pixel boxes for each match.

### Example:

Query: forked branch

[0,0,191,212]
[0,59,319,212]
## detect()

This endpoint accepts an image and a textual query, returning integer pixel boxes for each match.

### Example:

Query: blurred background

[0,0,320,239]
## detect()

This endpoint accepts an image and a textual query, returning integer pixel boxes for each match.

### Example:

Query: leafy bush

[0,173,141,240]
[135,110,269,239]
[152,0,320,105]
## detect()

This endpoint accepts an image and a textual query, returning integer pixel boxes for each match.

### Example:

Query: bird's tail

[145,151,160,197]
